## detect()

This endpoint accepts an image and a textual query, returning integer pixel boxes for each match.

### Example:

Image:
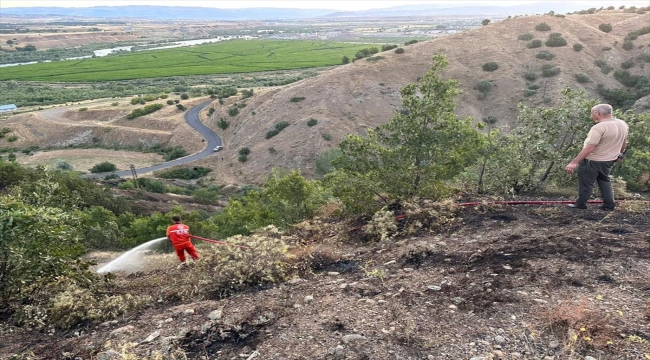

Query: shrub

[268,147,277,154]
[228,107,239,116]
[545,33,567,47]
[217,118,230,130]
[354,47,379,59]
[137,178,167,193]
[638,53,650,62]
[166,99,174,105]
[274,121,289,131]
[208,108,215,116]
[573,43,584,51]
[524,71,538,81]
[180,93,189,100]
[6,135,18,142]
[307,118,318,127]
[536,50,555,60]
[290,97,306,103]
[342,55,350,64]
[176,104,186,111]
[527,39,543,48]
[405,40,418,45]
[475,80,493,93]
[518,33,534,41]
[394,48,405,54]
[381,44,398,51]
[535,22,551,31]
[0,127,11,138]
[482,62,499,72]
[575,73,591,83]
[111,102,119,106]
[238,154,248,162]
[621,59,635,69]
[622,41,634,51]
[78,107,87,112]
[599,23,613,33]
[524,89,537,97]
[482,19,491,26]
[366,56,385,62]
[266,129,279,139]
[541,64,561,77]
[127,103,163,119]
[90,161,117,173]
[602,47,612,51]
[239,147,251,156]
[528,84,540,90]
[241,89,254,98]
[162,147,188,161]
[143,94,157,102]
[322,133,332,141]
[130,97,143,105]
[54,160,74,171]
[155,166,212,180]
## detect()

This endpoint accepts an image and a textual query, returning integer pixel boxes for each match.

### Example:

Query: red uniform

[166,223,199,262]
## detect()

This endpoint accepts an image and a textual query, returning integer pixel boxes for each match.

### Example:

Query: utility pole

[130,164,139,188]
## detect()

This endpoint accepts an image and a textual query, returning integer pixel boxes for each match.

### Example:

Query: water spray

[96,237,167,274]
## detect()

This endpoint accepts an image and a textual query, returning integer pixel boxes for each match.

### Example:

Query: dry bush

[529,206,563,219]
[363,209,398,242]
[14,282,151,330]
[163,226,290,301]
[619,200,650,214]
[541,299,621,352]
[612,176,632,199]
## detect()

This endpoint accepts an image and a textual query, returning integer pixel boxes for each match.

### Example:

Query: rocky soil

[2,200,650,360]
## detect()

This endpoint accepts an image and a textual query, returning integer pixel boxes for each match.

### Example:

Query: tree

[478,88,597,194]
[327,55,483,213]
[482,19,491,26]
[180,93,189,100]
[342,56,350,64]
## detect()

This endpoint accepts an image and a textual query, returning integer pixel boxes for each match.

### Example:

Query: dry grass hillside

[196,11,649,184]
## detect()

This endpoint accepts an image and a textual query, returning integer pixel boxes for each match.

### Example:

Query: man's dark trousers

[576,159,616,209]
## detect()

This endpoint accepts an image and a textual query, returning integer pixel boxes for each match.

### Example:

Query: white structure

[0,104,17,113]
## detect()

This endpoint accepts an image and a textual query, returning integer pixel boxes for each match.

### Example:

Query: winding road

[83,100,220,179]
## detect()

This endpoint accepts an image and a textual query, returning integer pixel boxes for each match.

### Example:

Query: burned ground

[2,201,650,360]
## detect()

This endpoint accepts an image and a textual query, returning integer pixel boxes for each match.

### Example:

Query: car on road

[213,145,223,152]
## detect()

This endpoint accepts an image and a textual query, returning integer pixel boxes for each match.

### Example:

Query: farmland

[0,40,377,82]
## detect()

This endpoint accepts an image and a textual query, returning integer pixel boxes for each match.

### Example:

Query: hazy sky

[1,0,648,10]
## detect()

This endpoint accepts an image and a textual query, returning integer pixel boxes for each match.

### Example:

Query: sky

[1,0,648,11]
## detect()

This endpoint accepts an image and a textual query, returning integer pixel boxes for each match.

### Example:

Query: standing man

[565,104,628,210]
[166,215,199,263]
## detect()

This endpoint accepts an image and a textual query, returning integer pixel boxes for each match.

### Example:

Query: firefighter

[166,215,199,264]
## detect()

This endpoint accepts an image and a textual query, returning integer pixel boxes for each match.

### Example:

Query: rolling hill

[194,11,650,184]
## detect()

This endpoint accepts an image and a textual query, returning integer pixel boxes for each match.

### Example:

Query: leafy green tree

[76,206,123,250]
[327,55,483,213]
[478,88,596,194]
[612,111,650,190]
[0,195,93,321]
[263,169,328,227]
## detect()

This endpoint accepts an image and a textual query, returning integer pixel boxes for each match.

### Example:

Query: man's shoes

[567,204,587,209]
[599,206,615,211]
[176,262,188,269]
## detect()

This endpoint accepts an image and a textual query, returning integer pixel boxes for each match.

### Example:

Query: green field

[0,40,375,82]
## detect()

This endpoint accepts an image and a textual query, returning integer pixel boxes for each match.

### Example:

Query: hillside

[195,11,649,184]
[2,201,650,359]
[2,11,649,185]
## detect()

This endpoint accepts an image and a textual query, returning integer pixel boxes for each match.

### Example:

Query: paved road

[84,100,220,179]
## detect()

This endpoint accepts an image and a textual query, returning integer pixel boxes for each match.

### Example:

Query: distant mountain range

[1,2,645,21]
